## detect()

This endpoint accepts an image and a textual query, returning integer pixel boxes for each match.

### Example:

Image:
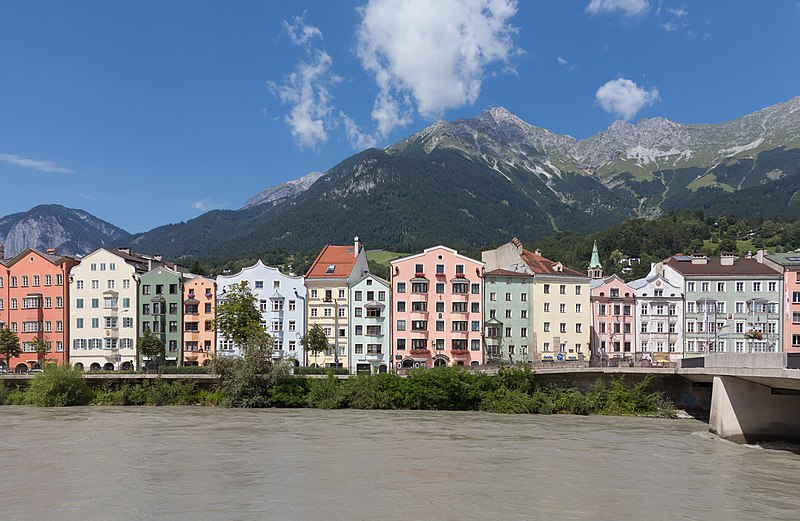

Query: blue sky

[1,0,799,233]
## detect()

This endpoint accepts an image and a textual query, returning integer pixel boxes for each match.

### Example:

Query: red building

[0,247,78,372]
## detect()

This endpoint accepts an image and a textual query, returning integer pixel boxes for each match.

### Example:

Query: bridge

[526,353,800,444]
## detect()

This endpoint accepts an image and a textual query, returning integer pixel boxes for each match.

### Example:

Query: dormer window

[326,265,336,274]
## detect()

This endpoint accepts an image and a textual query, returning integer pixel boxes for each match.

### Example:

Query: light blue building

[348,273,390,373]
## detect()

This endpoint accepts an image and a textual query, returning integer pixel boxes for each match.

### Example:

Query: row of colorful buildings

[2,237,800,373]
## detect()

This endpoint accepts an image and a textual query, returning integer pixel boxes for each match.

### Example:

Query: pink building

[590,274,636,364]
[390,246,484,370]
[764,253,800,352]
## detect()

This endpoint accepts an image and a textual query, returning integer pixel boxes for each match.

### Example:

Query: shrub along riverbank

[0,365,675,417]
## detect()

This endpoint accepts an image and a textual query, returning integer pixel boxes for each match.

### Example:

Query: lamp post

[696,297,717,355]
[746,297,769,353]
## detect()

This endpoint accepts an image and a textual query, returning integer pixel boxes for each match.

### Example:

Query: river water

[2,407,800,521]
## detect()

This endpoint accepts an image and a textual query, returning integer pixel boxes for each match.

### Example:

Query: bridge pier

[709,376,800,444]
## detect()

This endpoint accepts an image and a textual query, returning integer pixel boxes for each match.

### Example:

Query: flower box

[414,272,426,278]
[409,349,430,355]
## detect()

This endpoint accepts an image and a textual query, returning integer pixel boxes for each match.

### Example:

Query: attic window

[787,257,800,262]
[325,265,336,274]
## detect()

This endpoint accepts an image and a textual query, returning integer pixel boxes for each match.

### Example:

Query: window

[21,275,28,287]
[451,302,466,313]
[32,275,40,287]
[414,263,424,274]
[255,281,264,289]
[452,282,468,294]
[91,298,99,309]
[471,283,480,294]
[687,282,695,292]
[471,321,480,331]
[452,321,468,332]
[543,322,550,332]
[543,342,550,352]
[411,320,426,331]
[436,264,445,274]
[559,303,566,313]
[686,302,695,313]
[768,281,777,292]
[107,279,115,289]
[717,282,725,292]
[505,327,512,337]
[543,303,550,312]
[577,303,583,314]
[505,292,512,301]
[435,283,445,294]
[543,284,550,294]
[490,292,497,301]
[378,291,386,301]
[142,284,151,295]
[396,301,406,312]
[436,320,445,331]
[505,309,512,318]
[598,304,606,316]
[411,282,428,293]
[355,307,363,317]
[123,317,133,328]
[354,325,363,335]
[559,285,566,295]
[753,282,762,292]
[122,279,130,289]
[396,282,406,293]
[169,284,178,294]
[701,282,710,292]
[520,310,527,319]
[735,282,744,292]
[471,302,480,313]
[559,323,567,333]
[76,280,84,290]
[396,339,406,351]
[91,280,99,290]
[366,325,382,336]
[355,291,363,301]
[310,289,318,298]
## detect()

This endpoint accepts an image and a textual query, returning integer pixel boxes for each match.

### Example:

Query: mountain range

[0,205,130,259]
[3,96,800,259]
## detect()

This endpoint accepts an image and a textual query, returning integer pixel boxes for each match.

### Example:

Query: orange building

[0,247,78,372]
[182,276,216,366]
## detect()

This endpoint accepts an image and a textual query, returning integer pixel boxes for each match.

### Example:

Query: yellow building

[482,239,590,361]
[304,238,369,368]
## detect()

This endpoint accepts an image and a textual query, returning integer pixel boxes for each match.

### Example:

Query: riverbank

[0,365,676,417]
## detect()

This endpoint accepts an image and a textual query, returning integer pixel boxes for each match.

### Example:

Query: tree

[190,259,204,276]
[0,328,21,371]
[137,329,165,372]
[215,281,265,349]
[301,324,329,367]
[30,335,52,369]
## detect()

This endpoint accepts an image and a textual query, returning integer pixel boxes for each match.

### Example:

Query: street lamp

[746,297,770,353]
[696,297,717,355]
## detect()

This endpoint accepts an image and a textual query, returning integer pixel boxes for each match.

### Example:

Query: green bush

[295,367,349,376]
[306,375,347,409]
[267,379,311,408]
[25,365,92,407]
[479,386,536,414]
[341,374,396,410]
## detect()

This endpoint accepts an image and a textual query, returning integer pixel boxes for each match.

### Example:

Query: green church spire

[589,240,602,269]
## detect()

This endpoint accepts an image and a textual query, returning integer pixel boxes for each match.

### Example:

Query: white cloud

[595,78,660,120]
[0,153,73,173]
[657,2,690,32]
[557,56,568,65]
[269,14,341,150]
[586,0,649,16]
[356,0,519,137]
[340,112,379,150]
[190,199,218,212]
[556,56,577,71]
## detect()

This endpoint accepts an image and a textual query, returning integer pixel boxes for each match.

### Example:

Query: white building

[348,273,390,374]
[628,273,684,363]
[69,248,147,371]
[216,260,306,365]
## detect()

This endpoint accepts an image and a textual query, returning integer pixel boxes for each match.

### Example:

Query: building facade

[0,248,77,372]
[629,273,684,363]
[138,266,186,367]
[659,254,783,355]
[484,269,535,364]
[482,239,590,362]
[69,248,141,371]
[182,276,216,366]
[589,275,636,365]
[391,245,484,369]
[764,252,800,352]
[305,239,369,368]
[216,260,306,364]
[348,273,390,374]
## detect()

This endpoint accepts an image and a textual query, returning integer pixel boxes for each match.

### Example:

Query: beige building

[482,239,590,361]
[304,238,369,368]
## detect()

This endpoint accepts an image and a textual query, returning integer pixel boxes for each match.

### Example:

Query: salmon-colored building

[390,246,484,369]
[182,276,216,366]
[764,253,800,352]
[590,274,636,364]
[0,247,78,372]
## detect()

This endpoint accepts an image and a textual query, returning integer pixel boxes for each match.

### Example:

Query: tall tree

[301,324,329,367]
[0,328,21,371]
[30,335,52,369]
[137,329,165,371]
[215,281,265,349]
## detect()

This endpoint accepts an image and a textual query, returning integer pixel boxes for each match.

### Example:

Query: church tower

[587,240,603,279]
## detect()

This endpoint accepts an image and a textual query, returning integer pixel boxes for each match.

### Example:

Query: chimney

[354,236,360,257]
[756,249,766,264]
[47,248,56,255]
[691,255,708,265]
[534,249,542,257]
[720,254,736,266]
[118,247,131,255]
[511,237,523,254]
[153,254,163,262]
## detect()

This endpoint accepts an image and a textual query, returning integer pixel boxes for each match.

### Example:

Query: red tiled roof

[663,256,781,276]
[520,249,584,277]
[485,268,533,278]
[306,245,359,279]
